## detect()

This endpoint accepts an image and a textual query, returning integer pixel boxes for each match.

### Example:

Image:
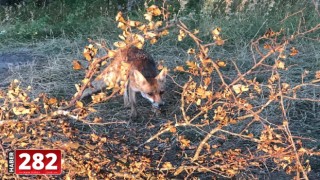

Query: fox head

[131,67,167,108]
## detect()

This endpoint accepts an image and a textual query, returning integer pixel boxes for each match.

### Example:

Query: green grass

[1,0,317,47]
[0,0,119,44]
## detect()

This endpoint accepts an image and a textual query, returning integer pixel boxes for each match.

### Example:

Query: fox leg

[128,87,138,119]
[123,81,130,107]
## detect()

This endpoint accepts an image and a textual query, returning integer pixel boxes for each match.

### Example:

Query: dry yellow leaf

[217,60,226,67]
[264,44,272,49]
[128,20,140,27]
[170,127,176,133]
[290,47,298,56]
[118,35,126,41]
[84,153,91,158]
[212,27,221,36]
[276,60,285,69]
[153,8,161,16]
[180,138,190,147]
[108,50,116,58]
[148,21,155,29]
[66,142,80,150]
[279,54,286,59]
[75,84,80,92]
[186,61,197,69]
[72,60,82,70]
[91,133,99,141]
[174,66,184,71]
[155,21,163,28]
[76,101,83,108]
[137,24,146,31]
[232,84,249,94]
[13,107,30,115]
[134,42,144,49]
[187,48,195,54]
[88,107,97,113]
[147,5,161,16]
[196,99,201,105]
[162,162,173,169]
[150,38,157,44]
[115,12,125,23]
[93,117,102,123]
[134,33,145,42]
[264,28,274,38]
[117,22,126,30]
[20,142,28,147]
[83,44,97,61]
[178,30,186,41]
[204,77,211,86]
[114,41,126,48]
[145,32,157,38]
[215,36,225,46]
[48,97,58,105]
[83,52,92,61]
[144,13,153,21]
[160,29,169,36]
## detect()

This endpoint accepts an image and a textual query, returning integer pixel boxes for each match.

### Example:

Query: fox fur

[81,46,167,119]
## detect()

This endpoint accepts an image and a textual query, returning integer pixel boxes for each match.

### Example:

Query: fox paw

[130,111,138,120]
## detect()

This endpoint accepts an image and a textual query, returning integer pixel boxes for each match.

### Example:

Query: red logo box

[15,149,62,175]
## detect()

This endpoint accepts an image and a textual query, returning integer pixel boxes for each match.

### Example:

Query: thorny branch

[141,17,320,178]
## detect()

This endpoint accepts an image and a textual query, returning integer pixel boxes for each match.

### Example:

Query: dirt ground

[0,49,47,87]
[1,46,319,179]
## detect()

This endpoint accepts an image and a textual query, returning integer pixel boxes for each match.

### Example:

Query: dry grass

[2,34,319,178]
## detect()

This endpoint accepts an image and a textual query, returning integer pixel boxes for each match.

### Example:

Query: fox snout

[140,91,165,109]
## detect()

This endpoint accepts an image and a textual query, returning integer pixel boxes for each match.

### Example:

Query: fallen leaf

[72,60,82,70]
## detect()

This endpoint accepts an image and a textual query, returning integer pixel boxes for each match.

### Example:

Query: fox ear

[156,67,167,82]
[133,69,147,86]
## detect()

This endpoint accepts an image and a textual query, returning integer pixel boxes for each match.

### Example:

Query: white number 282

[19,153,58,170]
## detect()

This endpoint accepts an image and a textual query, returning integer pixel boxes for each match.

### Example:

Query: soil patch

[0,51,33,70]
[0,50,44,87]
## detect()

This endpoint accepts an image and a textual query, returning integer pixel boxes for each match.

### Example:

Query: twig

[192,126,221,162]
[280,8,306,23]
[278,74,309,180]
[60,54,110,109]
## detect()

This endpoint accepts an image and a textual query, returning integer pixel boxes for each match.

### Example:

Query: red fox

[81,46,167,119]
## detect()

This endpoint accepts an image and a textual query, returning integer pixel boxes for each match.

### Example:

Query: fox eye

[160,91,165,95]
[147,92,153,96]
